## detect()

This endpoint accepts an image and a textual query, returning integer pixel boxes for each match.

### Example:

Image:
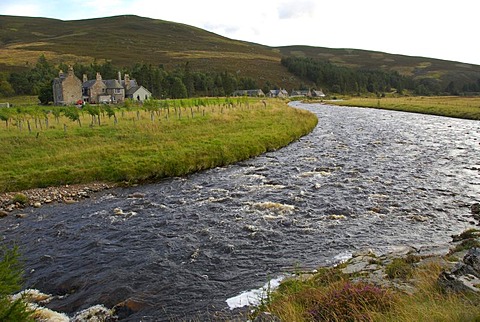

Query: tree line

[2,55,480,101]
[281,56,411,95]
[2,56,260,102]
[281,57,480,96]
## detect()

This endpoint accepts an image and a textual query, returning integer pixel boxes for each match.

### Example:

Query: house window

[114,89,121,94]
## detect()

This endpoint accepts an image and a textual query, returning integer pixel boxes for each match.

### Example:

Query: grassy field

[332,96,480,120]
[0,98,317,193]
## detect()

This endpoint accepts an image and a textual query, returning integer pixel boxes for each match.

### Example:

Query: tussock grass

[0,99,317,192]
[378,263,480,322]
[333,96,480,120]
[256,269,395,321]
[255,262,480,321]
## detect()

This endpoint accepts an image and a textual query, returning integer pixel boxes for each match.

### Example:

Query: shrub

[0,245,33,321]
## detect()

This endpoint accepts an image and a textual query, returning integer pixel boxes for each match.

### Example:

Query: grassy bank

[332,96,480,120]
[254,263,480,321]
[0,98,317,193]
[252,232,480,321]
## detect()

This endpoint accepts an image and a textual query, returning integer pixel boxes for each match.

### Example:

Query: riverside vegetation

[332,96,480,120]
[0,97,317,193]
[0,246,33,321]
[251,229,480,322]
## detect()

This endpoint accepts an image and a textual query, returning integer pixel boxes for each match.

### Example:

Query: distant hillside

[1,14,480,91]
[276,46,480,90]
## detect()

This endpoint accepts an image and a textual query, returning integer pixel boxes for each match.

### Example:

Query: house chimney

[118,71,122,82]
[83,74,88,83]
[124,74,131,91]
[96,72,102,81]
[58,70,64,78]
[67,66,74,76]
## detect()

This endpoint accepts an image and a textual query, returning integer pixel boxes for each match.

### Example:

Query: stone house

[82,73,111,104]
[232,89,265,97]
[267,89,289,98]
[53,67,83,105]
[311,90,326,97]
[290,89,326,98]
[123,74,152,102]
[290,89,311,97]
[82,72,151,104]
[53,69,151,105]
[82,72,152,104]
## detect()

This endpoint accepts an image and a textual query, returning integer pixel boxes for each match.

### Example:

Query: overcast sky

[1,0,479,65]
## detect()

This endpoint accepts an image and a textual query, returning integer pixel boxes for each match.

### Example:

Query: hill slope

[1,14,479,90]
[277,46,480,89]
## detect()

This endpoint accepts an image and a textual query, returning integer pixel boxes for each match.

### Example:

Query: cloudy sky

[1,0,479,65]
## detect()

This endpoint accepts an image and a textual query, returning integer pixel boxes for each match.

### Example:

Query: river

[1,102,479,321]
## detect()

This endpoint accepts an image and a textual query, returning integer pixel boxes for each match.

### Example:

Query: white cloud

[1,2,43,17]
[278,0,317,19]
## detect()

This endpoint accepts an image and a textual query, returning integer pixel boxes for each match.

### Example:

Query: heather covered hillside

[1,14,480,96]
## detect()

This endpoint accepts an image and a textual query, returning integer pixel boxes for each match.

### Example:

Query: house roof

[126,85,152,96]
[121,80,139,88]
[269,89,288,95]
[290,90,311,96]
[82,80,100,88]
[83,79,123,89]
[312,90,326,97]
[104,79,124,89]
[126,86,140,95]
[233,89,265,96]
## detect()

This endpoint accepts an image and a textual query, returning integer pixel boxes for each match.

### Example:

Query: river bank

[250,226,480,321]
[0,99,317,193]
[0,182,114,215]
[329,96,480,120]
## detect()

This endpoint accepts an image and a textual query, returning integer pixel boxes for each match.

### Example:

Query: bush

[0,245,33,321]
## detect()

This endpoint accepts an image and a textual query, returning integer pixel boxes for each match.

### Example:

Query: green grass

[0,96,39,106]
[0,98,317,192]
[332,96,480,120]
[385,258,414,279]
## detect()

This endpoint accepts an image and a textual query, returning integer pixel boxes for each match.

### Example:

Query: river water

[1,102,479,321]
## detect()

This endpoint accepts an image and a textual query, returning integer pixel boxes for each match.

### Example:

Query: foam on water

[226,276,286,310]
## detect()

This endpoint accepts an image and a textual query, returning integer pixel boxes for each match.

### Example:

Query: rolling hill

[1,14,480,91]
